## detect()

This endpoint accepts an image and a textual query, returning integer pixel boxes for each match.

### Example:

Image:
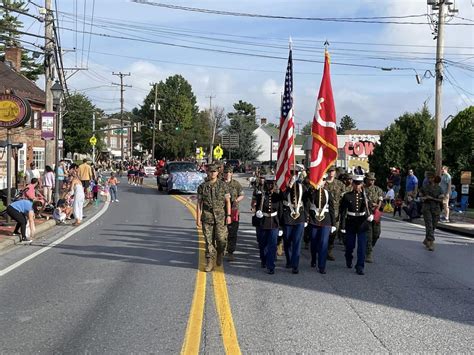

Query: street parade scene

[0,0,473,353]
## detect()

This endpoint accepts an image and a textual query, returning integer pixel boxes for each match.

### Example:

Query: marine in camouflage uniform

[419,171,442,251]
[324,166,345,261]
[364,172,384,263]
[222,166,244,260]
[196,164,232,272]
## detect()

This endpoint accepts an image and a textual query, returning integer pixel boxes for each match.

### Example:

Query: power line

[130,0,473,25]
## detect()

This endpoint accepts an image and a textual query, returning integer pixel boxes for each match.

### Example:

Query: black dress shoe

[261,261,266,268]
[346,261,353,269]
[292,268,299,274]
[285,263,291,269]
[356,268,365,275]
[318,269,326,274]
[267,269,275,275]
[310,262,316,268]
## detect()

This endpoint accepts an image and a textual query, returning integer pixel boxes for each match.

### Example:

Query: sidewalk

[0,199,105,252]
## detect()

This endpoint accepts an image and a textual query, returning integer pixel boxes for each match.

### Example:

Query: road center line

[0,201,110,278]
[173,195,241,354]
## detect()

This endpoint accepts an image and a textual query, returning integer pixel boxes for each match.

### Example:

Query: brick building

[0,48,47,189]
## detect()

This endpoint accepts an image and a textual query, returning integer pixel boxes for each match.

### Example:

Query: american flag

[276,48,295,191]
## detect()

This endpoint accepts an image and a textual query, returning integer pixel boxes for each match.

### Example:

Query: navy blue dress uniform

[281,176,307,274]
[303,185,336,274]
[253,175,283,274]
[339,175,372,275]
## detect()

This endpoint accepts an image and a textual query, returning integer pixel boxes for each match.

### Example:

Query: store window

[32,148,45,171]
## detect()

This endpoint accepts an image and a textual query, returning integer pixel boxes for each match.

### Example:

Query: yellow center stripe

[173,195,241,354]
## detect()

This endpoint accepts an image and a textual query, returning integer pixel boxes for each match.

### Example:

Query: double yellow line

[173,195,241,355]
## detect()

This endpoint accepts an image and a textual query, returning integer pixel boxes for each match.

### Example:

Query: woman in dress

[69,173,85,226]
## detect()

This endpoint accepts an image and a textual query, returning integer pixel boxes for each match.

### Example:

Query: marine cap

[328,165,337,172]
[223,165,233,173]
[207,164,218,172]
[366,172,376,180]
[351,174,365,183]
[290,164,305,172]
[264,175,276,182]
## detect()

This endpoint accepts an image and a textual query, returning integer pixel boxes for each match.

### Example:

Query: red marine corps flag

[309,49,338,187]
[276,42,295,191]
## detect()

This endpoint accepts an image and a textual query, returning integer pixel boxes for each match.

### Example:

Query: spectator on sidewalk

[69,173,85,226]
[393,196,403,217]
[78,159,93,189]
[6,199,43,242]
[53,199,73,224]
[389,168,401,197]
[405,168,419,200]
[439,165,452,222]
[42,165,55,205]
[403,195,420,222]
[57,161,66,191]
[26,162,41,186]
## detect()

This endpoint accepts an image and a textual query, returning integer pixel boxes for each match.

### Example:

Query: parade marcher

[222,166,244,261]
[341,173,353,193]
[304,177,336,274]
[196,164,232,272]
[251,174,266,266]
[364,172,384,263]
[281,165,307,274]
[419,172,443,251]
[340,175,373,275]
[253,175,282,274]
[324,166,345,260]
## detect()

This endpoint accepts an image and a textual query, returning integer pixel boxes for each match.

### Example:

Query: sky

[17,0,474,131]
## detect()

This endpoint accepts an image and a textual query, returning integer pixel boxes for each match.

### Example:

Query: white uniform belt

[263,211,278,217]
[283,200,303,208]
[347,211,366,217]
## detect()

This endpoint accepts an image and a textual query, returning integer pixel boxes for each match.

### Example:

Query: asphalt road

[0,176,473,353]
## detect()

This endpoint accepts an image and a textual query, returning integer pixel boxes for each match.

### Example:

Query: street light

[51,80,64,204]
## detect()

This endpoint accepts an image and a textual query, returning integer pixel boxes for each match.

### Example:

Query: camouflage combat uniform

[420,183,442,242]
[365,184,384,258]
[225,178,244,255]
[325,178,345,258]
[197,179,230,261]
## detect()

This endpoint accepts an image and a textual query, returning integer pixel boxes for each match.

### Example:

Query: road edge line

[0,200,111,277]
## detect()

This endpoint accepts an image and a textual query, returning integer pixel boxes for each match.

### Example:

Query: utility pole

[92,112,96,164]
[112,72,131,161]
[151,83,158,161]
[207,94,216,164]
[44,0,55,167]
[429,0,457,174]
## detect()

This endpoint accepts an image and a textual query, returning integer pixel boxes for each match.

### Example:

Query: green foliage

[443,106,474,183]
[135,75,200,159]
[301,121,312,136]
[62,93,105,155]
[369,106,434,186]
[337,115,357,134]
[225,100,261,162]
[0,0,43,81]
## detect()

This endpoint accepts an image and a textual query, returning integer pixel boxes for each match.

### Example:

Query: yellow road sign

[89,136,97,146]
[213,145,223,160]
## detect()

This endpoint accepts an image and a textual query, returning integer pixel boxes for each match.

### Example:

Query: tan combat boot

[365,252,374,263]
[216,253,223,266]
[205,258,214,272]
[227,253,235,262]
[422,238,428,247]
[327,249,336,261]
[427,240,435,251]
[277,242,284,256]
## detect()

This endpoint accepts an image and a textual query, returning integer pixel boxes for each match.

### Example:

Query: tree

[369,105,434,187]
[443,106,474,183]
[63,93,105,155]
[136,75,200,159]
[225,100,261,161]
[301,121,312,135]
[0,0,43,80]
[337,115,357,134]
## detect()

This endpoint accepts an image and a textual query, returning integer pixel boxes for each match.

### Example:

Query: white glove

[289,175,297,187]
[278,230,283,237]
[367,214,374,222]
[256,210,263,218]
[331,226,337,233]
[340,229,346,234]
[304,222,308,228]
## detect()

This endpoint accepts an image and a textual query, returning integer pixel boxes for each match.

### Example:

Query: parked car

[226,159,244,173]
[158,161,206,193]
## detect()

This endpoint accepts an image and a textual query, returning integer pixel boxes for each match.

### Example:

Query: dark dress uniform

[340,187,370,274]
[303,187,335,273]
[281,181,307,273]
[254,187,282,274]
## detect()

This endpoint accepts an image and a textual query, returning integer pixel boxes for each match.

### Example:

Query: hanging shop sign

[344,141,375,157]
[0,93,32,128]
[41,112,55,140]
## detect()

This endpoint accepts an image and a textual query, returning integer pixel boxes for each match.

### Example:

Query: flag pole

[289,38,298,208]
